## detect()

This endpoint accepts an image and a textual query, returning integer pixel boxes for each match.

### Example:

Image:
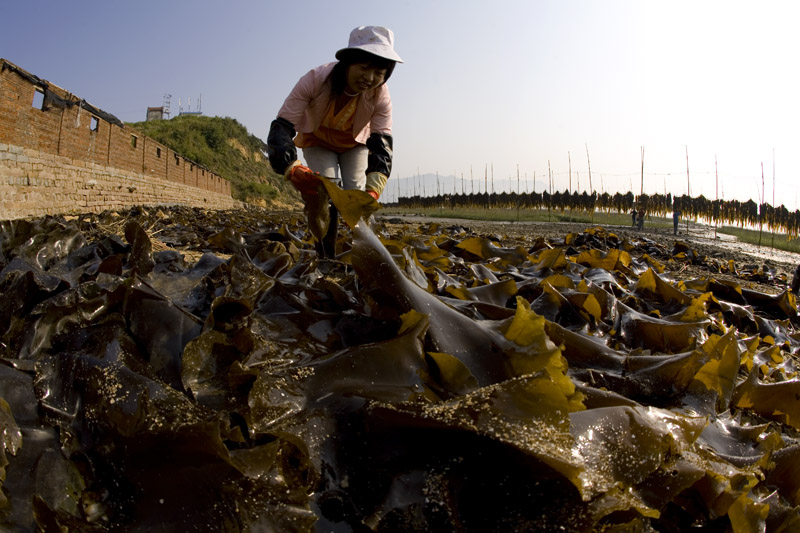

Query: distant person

[631,208,637,227]
[266,26,402,257]
[637,208,645,230]
[673,207,681,235]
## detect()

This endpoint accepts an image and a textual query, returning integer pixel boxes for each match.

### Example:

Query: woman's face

[346,62,387,94]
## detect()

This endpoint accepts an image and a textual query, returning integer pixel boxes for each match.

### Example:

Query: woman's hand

[286,163,320,196]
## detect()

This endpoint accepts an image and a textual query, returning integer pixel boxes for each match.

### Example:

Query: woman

[267,26,402,256]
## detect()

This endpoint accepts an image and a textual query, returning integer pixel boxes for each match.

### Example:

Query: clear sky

[3,1,799,206]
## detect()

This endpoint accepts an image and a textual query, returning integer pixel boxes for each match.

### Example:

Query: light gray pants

[302,145,368,191]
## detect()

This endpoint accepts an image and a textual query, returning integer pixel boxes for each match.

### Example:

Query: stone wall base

[0,143,242,220]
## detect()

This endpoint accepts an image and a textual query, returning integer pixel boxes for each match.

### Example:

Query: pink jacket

[277,62,393,144]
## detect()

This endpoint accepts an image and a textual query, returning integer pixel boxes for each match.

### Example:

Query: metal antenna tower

[162,94,172,118]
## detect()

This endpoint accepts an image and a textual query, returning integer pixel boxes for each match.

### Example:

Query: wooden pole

[516,164,520,221]
[640,146,645,229]
[548,160,552,222]
[640,146,645,197]
[715,155,718,239]
[759,162,764,249]
[772,149,776,248]
[484,164,488,210]
[585,143,594,224]
[685,146,690,234]
[568,152,572,193]
[568,151,572,219]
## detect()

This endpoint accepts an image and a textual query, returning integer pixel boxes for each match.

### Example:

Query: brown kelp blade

[302,186,330,244]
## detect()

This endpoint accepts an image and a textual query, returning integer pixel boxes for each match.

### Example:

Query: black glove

[266,117,297,175]
[366,132,393,177]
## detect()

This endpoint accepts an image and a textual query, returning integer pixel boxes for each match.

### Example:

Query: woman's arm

[268,66,329,175]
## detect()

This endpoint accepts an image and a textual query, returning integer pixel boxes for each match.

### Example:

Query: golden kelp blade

[733,371,800,429]
[575,248,632,271]
[503,296,584,414]
[319,178,379,228]
[689,330,743,411]
[634,268,692,306]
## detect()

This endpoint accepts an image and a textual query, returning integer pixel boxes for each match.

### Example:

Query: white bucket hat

[335,26,403,63]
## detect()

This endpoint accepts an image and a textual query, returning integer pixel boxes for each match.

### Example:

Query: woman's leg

[302,146,342,187]
[338,145,369,191]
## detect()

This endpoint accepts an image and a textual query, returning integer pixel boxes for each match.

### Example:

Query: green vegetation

[380,206,654,228]
[127,115,297,204]
[718,225,800,254]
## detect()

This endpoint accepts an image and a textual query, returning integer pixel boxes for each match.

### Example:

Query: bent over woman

[267,25,403,257]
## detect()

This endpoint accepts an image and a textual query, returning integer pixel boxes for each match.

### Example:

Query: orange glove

[288,164,320,196]
[367,189,379,201]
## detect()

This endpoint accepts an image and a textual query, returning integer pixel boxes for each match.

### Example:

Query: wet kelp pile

[2,203,800,532]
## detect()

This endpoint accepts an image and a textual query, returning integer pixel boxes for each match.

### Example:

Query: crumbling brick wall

[0,59,239,220]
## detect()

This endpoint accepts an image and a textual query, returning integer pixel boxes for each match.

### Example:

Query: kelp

[1,206,800,532]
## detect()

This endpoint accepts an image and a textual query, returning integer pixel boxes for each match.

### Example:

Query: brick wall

[0,143,239,219]
[0,59,238,220]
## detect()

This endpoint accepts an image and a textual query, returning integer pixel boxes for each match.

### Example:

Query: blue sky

[3,1,800,206]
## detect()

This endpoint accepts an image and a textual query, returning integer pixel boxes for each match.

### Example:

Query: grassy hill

[127,115,296,206]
